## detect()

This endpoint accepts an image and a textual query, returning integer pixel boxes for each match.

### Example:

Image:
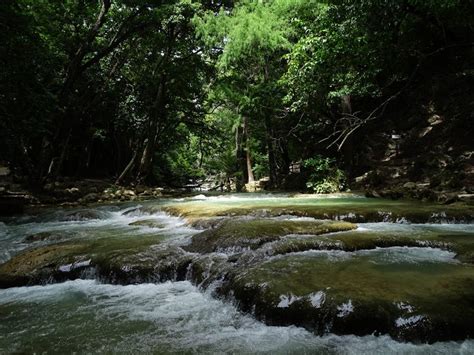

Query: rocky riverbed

[0,193,473,352]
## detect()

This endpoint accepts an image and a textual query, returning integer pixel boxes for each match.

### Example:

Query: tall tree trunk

[137,138,156,182]
[243,116,254,183]
[137,77,166,183]
[235,122,246,191]
[264,114,278,187]
[263,63,278,187]
[280,141,291,177]
[116,146,139,185]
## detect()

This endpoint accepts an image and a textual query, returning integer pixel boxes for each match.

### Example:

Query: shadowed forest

[1,0,473,200]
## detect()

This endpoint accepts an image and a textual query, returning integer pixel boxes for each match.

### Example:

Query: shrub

[303,155,346,193]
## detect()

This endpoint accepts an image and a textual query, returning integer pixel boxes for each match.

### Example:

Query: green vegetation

[186,218,356,253]
[303,155,346,193]
[0,0,472,193]
[163,196,474,222]
[227,248,474,342]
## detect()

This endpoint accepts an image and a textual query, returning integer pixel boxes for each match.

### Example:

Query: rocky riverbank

[0,177,175,215]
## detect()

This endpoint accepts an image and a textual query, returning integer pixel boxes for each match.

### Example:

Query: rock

[22,231,71,243]
[135,185,146,194]
[428,114,443,125]
[403,182,417,189]
[0,236,187,288]
[1,202,474,344]
[185,219,356,254]
[128,219,166,229]
[436,192,459,204]
[378,189,404,200]
[95,246,193,285]
[82,193,99,203]
[165,197,474,223]
[187,217,227,230]
[62,209,103,221]
[221,246,474,342]
[123,190,136,197]
[458,194,474,203]
[66,187,80,194]
[0,243,87,288]
[244,178,270,192]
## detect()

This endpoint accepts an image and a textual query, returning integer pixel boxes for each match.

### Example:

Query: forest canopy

[1,0,473,191]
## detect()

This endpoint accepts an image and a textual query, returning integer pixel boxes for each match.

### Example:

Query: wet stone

[22,231,73,243]
[128,219,167,229]
[0,236,173,287]
[1,195,474,345]
[184,219,357,254]
[164,196,474,223]
[220,247,474,342]
[60,209,104,221]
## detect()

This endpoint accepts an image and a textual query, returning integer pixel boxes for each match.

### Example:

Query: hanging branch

[321,42,474,151]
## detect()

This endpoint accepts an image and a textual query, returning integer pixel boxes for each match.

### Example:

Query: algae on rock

[221,247,474,342]
[185,219,357,253]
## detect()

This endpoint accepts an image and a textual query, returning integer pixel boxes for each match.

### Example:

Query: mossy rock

[22,231,75,243]
[271,228,474,263]
[185,219,356,254]
[61,209,105,221]
[183,254,230,287]
[268,232,430,256]
[94,246,193,284]
[222,248,474,342]
[0,235,170,288]
[0,243,88,287]
[186,217,227,230]
[164,197,474,223]
[128,219,167,229]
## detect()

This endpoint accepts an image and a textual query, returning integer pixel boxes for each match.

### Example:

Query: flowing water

[0,194,473,354]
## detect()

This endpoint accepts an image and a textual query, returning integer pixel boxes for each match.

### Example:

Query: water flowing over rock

[0,194,473,346]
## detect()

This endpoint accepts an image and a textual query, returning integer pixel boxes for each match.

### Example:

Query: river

[0,194,473,354]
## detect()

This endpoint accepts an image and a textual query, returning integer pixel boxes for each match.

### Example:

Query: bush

[303,155,346,193]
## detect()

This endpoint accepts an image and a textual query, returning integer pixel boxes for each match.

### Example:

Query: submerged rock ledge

[1,215,473,343]
[163,199,474,224]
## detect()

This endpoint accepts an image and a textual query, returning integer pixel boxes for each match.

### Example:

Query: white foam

[337,300,354,317]
[0,205,199,263]
[290,246,459,265]
[277,294,302,308]
[396,301,415,313]
[357,222,474,234]
[0,280,472,354]
[309,291,326,308]
[361,247,459,264]
[396,315,425,328]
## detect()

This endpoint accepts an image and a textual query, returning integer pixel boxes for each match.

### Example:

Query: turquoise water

[0,194,473,353]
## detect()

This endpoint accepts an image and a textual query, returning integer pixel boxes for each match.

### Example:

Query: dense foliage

[1,0,472,190]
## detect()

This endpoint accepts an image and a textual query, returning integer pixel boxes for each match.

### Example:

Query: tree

[196,0,290,186]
